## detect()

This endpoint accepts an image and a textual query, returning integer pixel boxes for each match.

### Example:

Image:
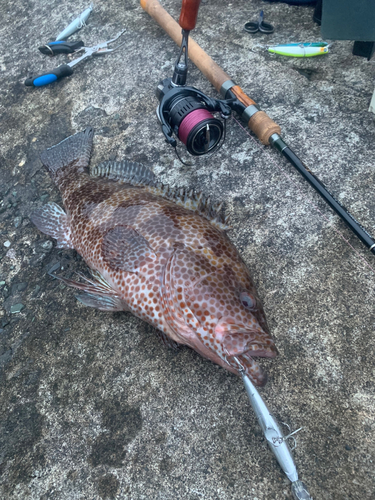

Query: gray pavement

[1,1,374,499]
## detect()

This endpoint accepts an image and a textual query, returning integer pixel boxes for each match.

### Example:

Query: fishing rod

[141,0,375,256]
[142,1,313,498]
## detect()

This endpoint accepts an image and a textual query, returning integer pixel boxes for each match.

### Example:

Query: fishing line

[173,117,228,166]
[233,116,375,277]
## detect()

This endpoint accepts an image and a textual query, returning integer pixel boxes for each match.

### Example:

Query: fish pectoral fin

[102,225,156,272]
[76,292,129,312]
[31,202,73,249]
[49,271,129,312]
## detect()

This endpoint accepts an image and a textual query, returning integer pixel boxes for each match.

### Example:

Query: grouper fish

[31,128,277,386]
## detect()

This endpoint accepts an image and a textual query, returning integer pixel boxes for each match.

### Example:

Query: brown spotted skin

[37,131,277,386]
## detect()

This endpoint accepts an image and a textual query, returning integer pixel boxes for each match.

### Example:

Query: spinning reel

[156,79,232,157]
[156,0,232,160]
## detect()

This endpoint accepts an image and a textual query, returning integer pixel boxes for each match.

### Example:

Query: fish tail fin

[40,128,94,184]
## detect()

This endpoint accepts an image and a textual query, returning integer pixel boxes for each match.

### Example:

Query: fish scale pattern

[33,129,277,386]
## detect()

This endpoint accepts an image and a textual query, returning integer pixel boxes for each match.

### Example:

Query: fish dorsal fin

[91,160,156,185]
[145,183,231,231]
[92,159,230,230]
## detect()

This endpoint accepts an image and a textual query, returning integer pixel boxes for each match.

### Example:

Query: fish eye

[240,292,256,309]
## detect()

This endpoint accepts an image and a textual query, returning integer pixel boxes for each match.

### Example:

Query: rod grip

[140,0,281,145]
[179,0,201,31]
[230,85,281,144]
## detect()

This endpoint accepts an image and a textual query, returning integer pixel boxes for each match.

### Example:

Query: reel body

[156,77,232,156]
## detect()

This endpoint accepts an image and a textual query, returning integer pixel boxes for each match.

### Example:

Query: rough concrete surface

[1,0,374,499]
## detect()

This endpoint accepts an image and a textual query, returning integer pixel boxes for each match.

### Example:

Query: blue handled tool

[38,40,85,56]
[25,30,126,87]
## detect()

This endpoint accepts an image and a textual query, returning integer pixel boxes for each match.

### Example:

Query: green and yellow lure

[268,42,329,57]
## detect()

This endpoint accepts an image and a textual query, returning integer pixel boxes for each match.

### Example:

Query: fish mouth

[219,331,278,387]
[221,332,278,359]
[227,352,269,387]
[213,320,278,386]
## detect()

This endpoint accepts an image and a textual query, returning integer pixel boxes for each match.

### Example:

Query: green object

[268,42,329,57]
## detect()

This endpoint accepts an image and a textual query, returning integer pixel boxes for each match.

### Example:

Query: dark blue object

[321,0,375,41]
[263,1,317,5]
[352,41,375,60]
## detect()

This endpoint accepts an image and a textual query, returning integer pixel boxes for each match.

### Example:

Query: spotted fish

[31,128,277,386]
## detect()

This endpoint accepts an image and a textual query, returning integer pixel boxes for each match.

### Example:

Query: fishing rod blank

[141,0,375,255]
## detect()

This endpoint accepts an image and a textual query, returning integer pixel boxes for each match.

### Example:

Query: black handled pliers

[25,30,126,87]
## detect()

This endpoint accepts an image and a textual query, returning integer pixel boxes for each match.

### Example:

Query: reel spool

[156,78,232,157]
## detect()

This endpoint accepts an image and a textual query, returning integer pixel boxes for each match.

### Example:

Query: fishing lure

[268,42,329,57]
[234,356,312,500]
[55,5,93,41]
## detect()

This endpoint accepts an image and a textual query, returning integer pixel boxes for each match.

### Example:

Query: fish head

[182,267,278,386]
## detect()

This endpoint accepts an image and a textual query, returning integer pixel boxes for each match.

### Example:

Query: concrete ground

[1,0,374,499]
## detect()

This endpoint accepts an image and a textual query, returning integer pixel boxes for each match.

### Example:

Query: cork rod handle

[140,0,281,144]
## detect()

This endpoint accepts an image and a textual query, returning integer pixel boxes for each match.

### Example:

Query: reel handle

[141,0,281,144]
[141,0,230,89]
[179,0,201,31]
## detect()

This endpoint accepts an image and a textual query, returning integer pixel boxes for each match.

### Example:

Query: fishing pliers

[25,30,126,87]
